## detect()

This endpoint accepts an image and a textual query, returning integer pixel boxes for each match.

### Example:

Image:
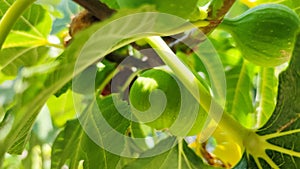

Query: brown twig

[213,0,236,19]
[164,0,237,49]
[72,0,235,36]
[72,0,115,20]
[202,0,236,34]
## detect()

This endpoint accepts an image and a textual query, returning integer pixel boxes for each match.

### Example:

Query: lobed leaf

[0,7,195,161]
[0,2,53,76]
[123,140,217,169]
[51,95,130,169]
[0,47,49,76]
[236,33,300,169]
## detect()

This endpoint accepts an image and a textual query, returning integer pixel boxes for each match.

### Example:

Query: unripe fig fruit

[129,68,181,130]
[221,4,300,67]
[129,68,207,136]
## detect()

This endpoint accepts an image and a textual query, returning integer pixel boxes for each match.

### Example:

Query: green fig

[221,4,300,67]
[129,68,207,136]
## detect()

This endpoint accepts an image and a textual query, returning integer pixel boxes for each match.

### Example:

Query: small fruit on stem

[221,4,300,67]
[129,68,207,136]
[129,68,181,130]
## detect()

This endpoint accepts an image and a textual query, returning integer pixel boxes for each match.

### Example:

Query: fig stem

[201,0,236,34]
[178,138,183,169]
[0,0,37,49]
[145,36,249,146]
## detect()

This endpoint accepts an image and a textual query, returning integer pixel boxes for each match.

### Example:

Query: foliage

[0,0,300,169]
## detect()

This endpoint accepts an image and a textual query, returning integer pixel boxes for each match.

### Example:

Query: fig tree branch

[202,0,236,34]
[72,0,115,20]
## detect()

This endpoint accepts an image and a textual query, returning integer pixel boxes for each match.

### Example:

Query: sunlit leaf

[0,47,49,76]
[101,0,120,9]
[0,2,53,76]
[2,2,52,48]
[209,29,242,66]
[47,90,76,127]
[2,1,300,168]
[0,7,191,160]
[123,140,216,169]
[225,61,255,128]
[51,95,130,169]
[152,0,198,19]
[254,67,278,128]
[210,0,224,18]
[51,120,121,169]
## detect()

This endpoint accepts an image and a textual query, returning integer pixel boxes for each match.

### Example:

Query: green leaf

[152,0,198,19]
[254,67,278,128]
[0,47,49,76]
[47,90,76,127]
[101,0,120,9]
[72,60,116,94]
[198,0,211,6]
[0,5,199,163]
[209,30,243,67]
[176,51,211,96]
[51,120,121,169]
[210,0,224,18]
[283,1,300,16]
[128,122,152,152]
[5,62,59,155]
[117,0,198,19]
[2,3,52,48]
[0,2,53,76]
[233,153,248,169]
[238,33,300,168]
[225,61,255,128]
[117,0,154,9]
[36,0,61,6]
[225,1,249,18]
[0,0,12,18]
[122,140,215,169]
[51,95,130,169]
